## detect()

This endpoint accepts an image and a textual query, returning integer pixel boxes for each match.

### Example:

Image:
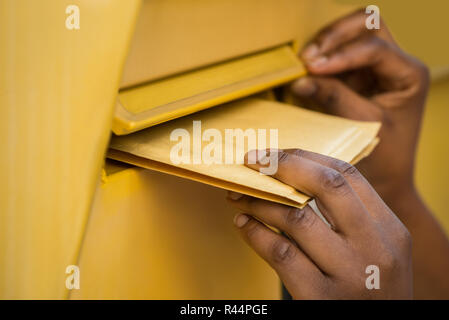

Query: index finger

[302,8,394,60]
[282,149,399,225]
[245,149,374,235]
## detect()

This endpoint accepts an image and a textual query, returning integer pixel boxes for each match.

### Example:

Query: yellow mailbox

[1,0,449,299]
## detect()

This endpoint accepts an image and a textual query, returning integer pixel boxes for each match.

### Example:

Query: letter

[65,265,80,289]
[365,264,380,289]
[246,129,266,165]
[224,128,256,164]
[170,128,190,164]
[65,5,80,30]
[188,304,195,314]
[180,307,186,315]
[259,129,278,175]
[198,306,208,315]
[365,5,380,30]
[262,305,267,315]
[202,128,223,165]
[193,121,202,164]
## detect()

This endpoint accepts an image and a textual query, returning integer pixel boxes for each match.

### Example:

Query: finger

[233,213,327,297]
[281,149,395,224]
[336,69,379,96]
[290,76,383,121]
[228,195,351,276]
[304,36,417,88]
[302,8,394,61]
[245,149,374,235]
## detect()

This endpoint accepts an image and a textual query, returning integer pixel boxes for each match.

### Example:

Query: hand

[227,149,412,299]
[290,9,430,200]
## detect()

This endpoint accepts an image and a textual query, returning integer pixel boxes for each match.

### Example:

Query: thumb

[290,76,383,122]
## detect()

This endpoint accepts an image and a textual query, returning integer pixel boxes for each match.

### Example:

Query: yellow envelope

[108,98,380,208]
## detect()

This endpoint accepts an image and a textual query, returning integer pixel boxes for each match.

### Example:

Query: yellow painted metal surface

[114,45,305,134]
[120,45,300,114]
[0,0,140,299]
[70,166,280,299]
[121,0,309,87]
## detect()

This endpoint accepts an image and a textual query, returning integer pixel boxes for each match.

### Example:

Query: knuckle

[277,151,290,164]
[319,84,341,107]
[378,249,398,271]
[272,240,297,264]
[245,220,261,240]
[326,26,342,43]
[366,37,391,61]
[289,149,306,158]
[285,207,316,231]
[317,25,336,42]
[395,52,430,92]
[397,226,413,251]
[372,36,389,48]
[320,168,348,193]
[316,25,344,51]
[413,60,430,88]
[332,159,359,177]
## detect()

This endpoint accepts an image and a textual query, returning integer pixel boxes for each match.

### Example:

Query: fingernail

[228,191,244,201]
[278,242,291,257]
[291,77,317,96]
[307,56,328,68]
[302,43,320,60]
[234,214,249,228]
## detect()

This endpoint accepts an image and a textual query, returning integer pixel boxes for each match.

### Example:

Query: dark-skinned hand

[290,9,430,199]
[227,149,413,299]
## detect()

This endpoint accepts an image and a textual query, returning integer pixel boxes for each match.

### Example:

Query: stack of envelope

[108,97,380,208]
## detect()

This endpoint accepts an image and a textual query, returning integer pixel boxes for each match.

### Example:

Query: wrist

[370,178,418,208]
[373,179,430,223]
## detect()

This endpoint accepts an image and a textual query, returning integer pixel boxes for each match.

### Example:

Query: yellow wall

[0,0,141,299]
[416,78,449,233]
[335,0,449,75]
[70,163,279,299]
